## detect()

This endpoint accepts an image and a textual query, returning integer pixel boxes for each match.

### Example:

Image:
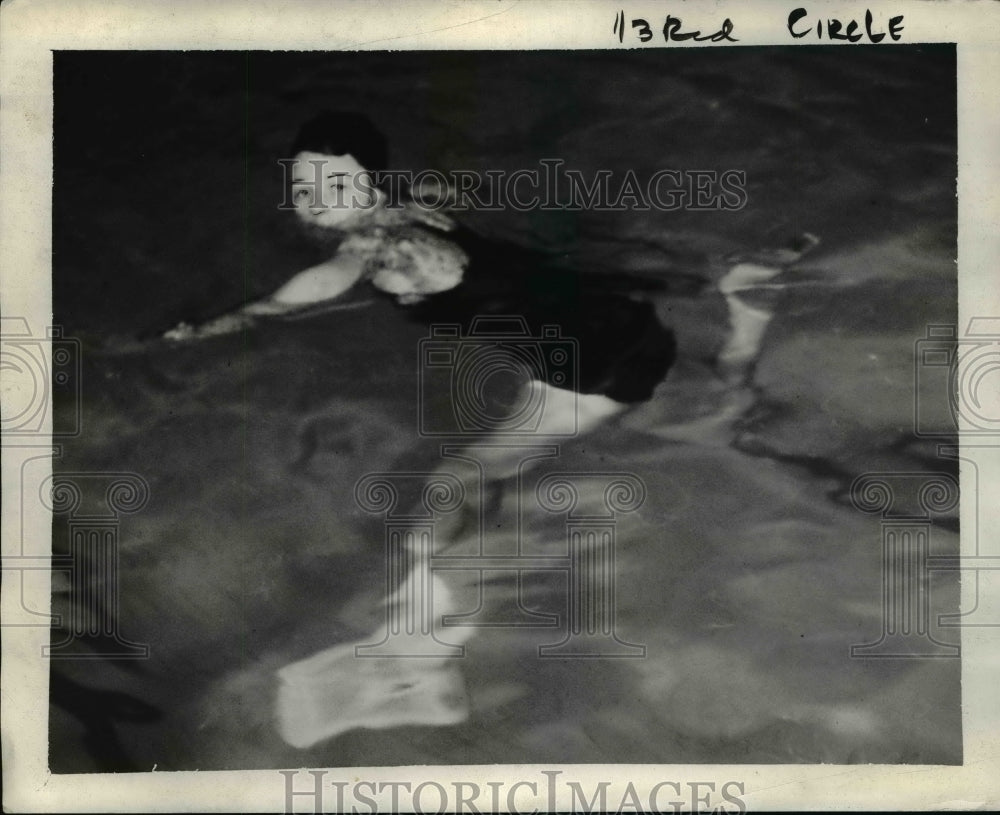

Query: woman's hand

[162,312,255,341]
[161,254,369,342]
[162,321,198,341]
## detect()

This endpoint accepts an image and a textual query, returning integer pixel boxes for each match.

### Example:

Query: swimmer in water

[163,112,463,337]
[164,111,677,420]
[165,111,680,488]
[167,111,680,748]
[170,112,817,748]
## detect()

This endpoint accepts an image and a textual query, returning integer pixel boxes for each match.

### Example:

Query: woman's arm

[163,255,368,341]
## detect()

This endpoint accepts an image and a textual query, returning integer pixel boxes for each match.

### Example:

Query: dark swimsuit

[398,225,677,404]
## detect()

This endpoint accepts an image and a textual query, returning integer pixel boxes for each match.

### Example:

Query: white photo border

[2,0,998,811]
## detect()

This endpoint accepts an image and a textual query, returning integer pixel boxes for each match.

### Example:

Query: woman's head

[287,111,387,230]
[290,111,387,172]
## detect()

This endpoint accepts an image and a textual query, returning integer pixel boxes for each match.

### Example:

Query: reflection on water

[273,238,823,749]
[50,47,959,770]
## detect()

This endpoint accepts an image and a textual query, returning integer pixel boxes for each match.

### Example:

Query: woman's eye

[294,189,310,201]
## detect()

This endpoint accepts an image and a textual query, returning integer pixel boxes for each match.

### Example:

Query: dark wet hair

[290,111,387,172]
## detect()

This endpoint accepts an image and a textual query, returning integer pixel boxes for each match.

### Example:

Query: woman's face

[288,150,379,229]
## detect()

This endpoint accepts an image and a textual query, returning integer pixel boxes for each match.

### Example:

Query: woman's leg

[274,381,629,747]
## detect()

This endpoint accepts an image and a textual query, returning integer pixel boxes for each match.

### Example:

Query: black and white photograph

[2,1,999,812]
